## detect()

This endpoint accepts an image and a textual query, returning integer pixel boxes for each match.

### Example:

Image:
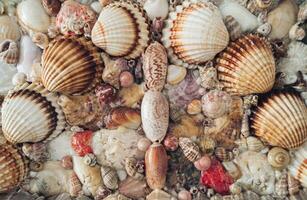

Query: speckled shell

[1,83,66,144]
[91,0,150,59]
[215,147,233,161]
[143,42,168,91]
[216,34,275,96]
[141,91,169,143]
[0,40,19,64]
[41,36,103,95]
[69,172,82,197]
[267,147,290,169]
[101,166,119,190]
[0,143,28,193]
[224,15,242,41]
[105,107,141,130]
[162,0,229,68]
[179,137,201,162]
[251,92,307,149]
[0,15,21,43]
[288,142,307,187]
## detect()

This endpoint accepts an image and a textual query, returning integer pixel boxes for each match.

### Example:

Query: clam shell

[0,15,21,43]
[91,0,150,59]
[41,36,103,95]
[162,0,229,68]
[1,83,66,143]
[267,147,290,169]
[167,64,187,85]
[288,142,307,187]
[216,34,275,96]
[0,143,28,193]
[105,107,141,130]
[0,40,19,64]
[178,137,201,162]
[141,91,169,143]
[251,92,307,149]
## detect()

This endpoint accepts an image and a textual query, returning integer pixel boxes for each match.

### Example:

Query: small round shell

[267,147,290,169]
[83,153,97,167]
[167,64,187,85]
[101,166,119,190]
[179,137,201,162]
[0,39,19,64]
[187,99,202,115]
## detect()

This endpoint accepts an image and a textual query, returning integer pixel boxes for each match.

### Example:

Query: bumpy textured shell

[288,142,307,187]
[0,143,28,193]
[41,36,103,95]
[224,15,242,41]
[217,34,275,96]
[105,107,141,130]
[251,92,307,149]
[69,172,82,197]
[141,91,169,143]
[162,0,229,68]
[1,83,66,144]
[0,15,21,43]
[143,42,168,91]
[179,137,201,162]
[0,40,19,64]
[275,173,288,198]
[91,0,149,59]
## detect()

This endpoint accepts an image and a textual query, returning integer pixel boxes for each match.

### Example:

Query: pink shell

[194,155,212,171]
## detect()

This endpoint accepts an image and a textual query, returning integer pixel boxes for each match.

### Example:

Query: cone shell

[0,143,28,193]
[105,107,141,130]
[0,40,19,64]
[1,83,66,144]
[216,34,275,96]
[178,137,201,162]
[91,0,150,59]
[251,92,307,149]
[288,142,307,187]
[162,0,229,68]
[0,15,21,43]
[41,36,103,94]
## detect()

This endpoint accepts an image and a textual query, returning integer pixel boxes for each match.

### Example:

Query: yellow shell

[216,34,275,96]
[91,0,150,59]
[251,92,307,149]
[41,36,103,94]
[288,142,307,187]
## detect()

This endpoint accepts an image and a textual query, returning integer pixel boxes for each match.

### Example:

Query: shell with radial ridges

[288,142,307,187]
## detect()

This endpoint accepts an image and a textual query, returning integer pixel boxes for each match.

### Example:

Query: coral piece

[71,131,94,157]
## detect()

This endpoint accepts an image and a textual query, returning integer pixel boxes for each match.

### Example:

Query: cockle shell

[105,107,141,130]
[288,173,300,195]
[267,147,290,169]
[91,0,150,59]
[216,34,275,96]
[167,64,187,85]
[275,172,288,198]
[0,143,28,193]
[119,177,150,199]
[246,136,265,152]
[141,91,169,142]
[0,40,18,64]
[1,83,66,144]
[146,189,172,200]
[143,42,168,91]
[224,15,242,41]
[17,0,51,33]
[143,0,169,20]
[162,0,229,68]
[41,36,103,95]
[0,15,21,43]
[145,143,168,190]
[101,166,119,190]
[251,91,307,149]
[42,0,61,16]
[179,137,201,162]
[288,142,307,187]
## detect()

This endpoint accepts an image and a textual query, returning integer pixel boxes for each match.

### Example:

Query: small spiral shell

[179,137,201,162]
[125,157,137,177]
[0,39,18,64]
[101,166,119,190]
[215,147,234,161]
[267,147,290,169]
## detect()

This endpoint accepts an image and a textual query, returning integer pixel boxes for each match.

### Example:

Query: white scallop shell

[0,15,21,43]
[288,142,307,187]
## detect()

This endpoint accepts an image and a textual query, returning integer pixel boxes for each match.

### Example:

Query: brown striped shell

[288,142,307,187]
[101,166,119,190]
[0,40,19,64]
[251,92,307,149]
[178,137,201,162]
[216,34,275,96]
[104,107,141,130]
[41,36,103,95]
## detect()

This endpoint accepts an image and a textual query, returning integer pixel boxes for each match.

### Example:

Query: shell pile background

[0,0,307,200]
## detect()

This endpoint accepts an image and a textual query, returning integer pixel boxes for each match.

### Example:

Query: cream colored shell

[288,142,307,187]
[0,15,21,43]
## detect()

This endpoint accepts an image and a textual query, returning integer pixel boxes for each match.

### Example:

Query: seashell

[275,172,288,198]
[124,157,138,177]
[194,155,212,171]
[83,153,97,167]
[198,65,219,90]
[137,138,152,152]
[0,62,17,95]
[31,32,49,49]
[267,147,290,169]
[179,137,201,162]
[143,42,168,91]
[216,34,275,96]
[288,173,300,195]
[101,166,119,190]
[222,161,242,180]
[288,142,307,187]
[61,155,73,169]
[69,172,82,197]
[298,1,307,22]
[104,194,131,200]
[0,40,19,64]
[120,71,134,88]
[0,15,21,43]
[99,0,112,6]
[17,0,51,33]
[95,83,117,105]
[104,107,141,130]
[224,15,242,41]
[289,23,306,41]
[145,143,168,190]
[47,25,60,39]
[1,83,66,143]
[162,1,229,68]
[119,177,150,199]
[13,71,27,86]
[95,186,112,200]
[162,134,179,151]
[198,136,216,154]
[201,90,232,119]
[187,99,202,115]
[257,23,272,36]
[246,136,265,152]
[144,0,169,20]
[215,147,233,161]
[167,64,187,85]
[169,114,203,138]
[178,190,192,200]
[41,36,103,95]
[0,143,28,193]
[22,142,48,162]
[55,193,73,200]
[251,91,307,149]
[141,91,169,142]
[42,0,61,16]
[243,190,260,200]
[91,0,150,59]
[229,183,242,195]
[146,189,172,200]
[246,0,273,15]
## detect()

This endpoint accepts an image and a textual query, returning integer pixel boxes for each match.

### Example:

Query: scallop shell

[178,137,201,162]
[224,15,242,41]
[167,64,187,85]
[91,0,150,59]
[162,0,229,68]
[101,166,119,190]
[1,83,66,144]
[42,0,61,16]
[251,91,307,149]
[0,40,19,64]
[143,42,168,91]
[141,91,169,143]
[41,36,103,95]
[216,34,275,96]
[0,15,21,43]
[69,172,82,197]
[187,99,202,115]
[146,189,172,200]
[267,147,290,169]
[104,107,141,130]
[0,143,28,193]
[119,177,150,199]
[288,142,307,187]
[275,172,288,198]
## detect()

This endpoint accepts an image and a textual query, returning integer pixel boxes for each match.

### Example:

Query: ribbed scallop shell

[0,15,21,43]
[41,36,103,95]
[91,0,149,59]
[288,142,307,187]
[0,143,28,193]
[0,40,19,64]
[216,34,275,96]
[1,83,66,144]
[178,137,201,162]
[162,0,229,68]
[251,92,307,149]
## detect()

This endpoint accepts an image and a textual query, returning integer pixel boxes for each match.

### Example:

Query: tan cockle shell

[0,39,19,64]
[216,34,275,96]
[179,137,201,162]
[288,142,307,187]
[267,147,290,169]
[0,15,21,43]
[104,107,141,130]
[101,166,119,190]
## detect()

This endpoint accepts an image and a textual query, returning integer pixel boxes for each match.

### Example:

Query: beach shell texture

[104,107,141,130]
[0,40,19,64]
[251,91,307,149]
[41,36,103,95]
[91,0,150,59]
[0,15,21,43]
[162,0,229,68]
[288,142,307,187]
[216,34,276,96]
[1,83,66,144]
